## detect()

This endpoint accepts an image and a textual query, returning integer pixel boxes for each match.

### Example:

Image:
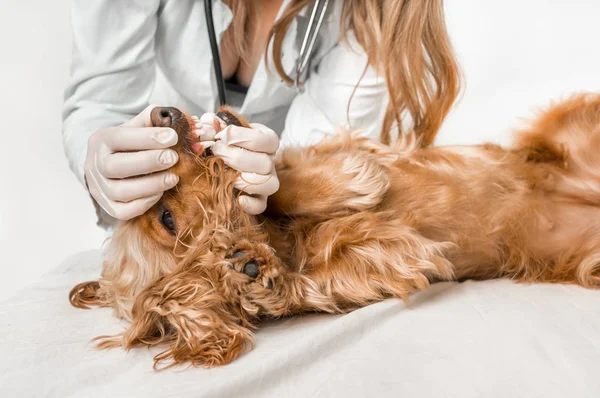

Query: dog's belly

[444,194,600,281]
[530,198,600,259]
[380,151,536,278]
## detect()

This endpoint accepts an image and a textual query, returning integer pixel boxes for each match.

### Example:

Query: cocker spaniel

[71,93,600,369]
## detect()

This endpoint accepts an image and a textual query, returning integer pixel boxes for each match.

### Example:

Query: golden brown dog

[71,94,600,369]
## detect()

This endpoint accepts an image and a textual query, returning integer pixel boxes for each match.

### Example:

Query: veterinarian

[62,0,460,227]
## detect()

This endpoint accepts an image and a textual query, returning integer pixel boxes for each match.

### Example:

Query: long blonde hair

[223,0,461,146]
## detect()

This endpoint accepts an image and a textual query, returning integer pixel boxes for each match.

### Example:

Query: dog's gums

[71,95,600,370]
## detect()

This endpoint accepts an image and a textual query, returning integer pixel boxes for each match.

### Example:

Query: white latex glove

[192,113,280,215]
[84,105,180,220]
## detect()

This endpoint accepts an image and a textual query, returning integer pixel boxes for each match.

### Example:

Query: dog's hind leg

[513,93,600,203]
[513,93,600,164]
[268,150,391,216]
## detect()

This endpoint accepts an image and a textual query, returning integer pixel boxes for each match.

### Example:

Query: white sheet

[1,250,599,397]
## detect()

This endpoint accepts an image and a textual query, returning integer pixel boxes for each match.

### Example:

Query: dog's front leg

[230,229,458,316]
[224,240,341,316]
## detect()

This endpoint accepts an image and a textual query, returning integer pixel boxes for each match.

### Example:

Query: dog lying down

[71,94,600,369]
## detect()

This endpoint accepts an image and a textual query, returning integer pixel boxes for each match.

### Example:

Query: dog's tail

[69,281,103,309]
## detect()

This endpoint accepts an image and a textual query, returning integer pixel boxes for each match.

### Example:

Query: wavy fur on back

[71,94,600,369]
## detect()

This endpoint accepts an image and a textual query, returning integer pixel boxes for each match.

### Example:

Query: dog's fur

[70,94,600,369]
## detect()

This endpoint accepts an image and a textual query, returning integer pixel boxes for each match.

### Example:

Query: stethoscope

[203,0,330,107]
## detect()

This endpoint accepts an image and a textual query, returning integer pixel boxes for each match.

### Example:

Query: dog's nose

[150,107,182,128]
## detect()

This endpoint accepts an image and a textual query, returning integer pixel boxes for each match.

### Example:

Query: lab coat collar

[202,0,298,116]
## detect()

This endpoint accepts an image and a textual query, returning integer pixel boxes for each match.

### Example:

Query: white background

[0,0,598,301]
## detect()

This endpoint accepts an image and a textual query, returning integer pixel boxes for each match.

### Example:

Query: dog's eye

[160,209,176,234]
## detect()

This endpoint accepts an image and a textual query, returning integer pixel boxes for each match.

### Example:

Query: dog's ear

[109,265,255,369]
[152,308,253,369]
[69,281,102,309]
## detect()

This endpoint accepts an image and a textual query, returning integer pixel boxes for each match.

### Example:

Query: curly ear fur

[148,309,253,370]
[118,305,254,370]
[95,262,255,369]
[70,220,179,321]
[69,281,102,309]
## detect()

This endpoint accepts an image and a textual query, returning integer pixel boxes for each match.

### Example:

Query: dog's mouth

[149,106,247,156]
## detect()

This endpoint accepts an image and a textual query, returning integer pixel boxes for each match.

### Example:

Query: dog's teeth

[195,122,205,135]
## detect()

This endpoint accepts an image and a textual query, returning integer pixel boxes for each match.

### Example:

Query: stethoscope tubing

[204,0,228,106]
[204,0,329,107]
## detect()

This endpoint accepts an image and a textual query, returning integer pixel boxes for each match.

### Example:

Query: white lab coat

[62,0,388,225]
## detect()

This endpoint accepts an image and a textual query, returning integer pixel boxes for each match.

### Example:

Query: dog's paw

[225,242,279,289]
[227,249,261,279]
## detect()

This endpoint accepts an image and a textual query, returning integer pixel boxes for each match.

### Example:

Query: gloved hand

[84,105,180,220]
[192,113,280,215]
